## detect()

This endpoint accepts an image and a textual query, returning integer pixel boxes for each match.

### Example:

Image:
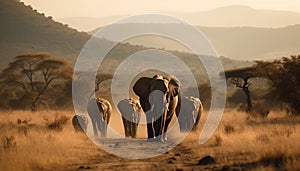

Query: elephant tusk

[192,111,196,123]
[166,103,169,111]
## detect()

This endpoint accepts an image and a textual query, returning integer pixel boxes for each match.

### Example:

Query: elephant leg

[184,111,190,132]
[132,111,140,138]
[127,120,131,137]
[99,117,107,138]
[127,121,131,138]
[132,123,138,138]
[129,121,134,138]
[97,117,107,138]
[153,116,164,140]
[146,114,154,139]
[92,119,99,138]
[177,112,185,132]
[102,123,108,138]
[162,116,173,141]
[186,111,193,130]
[122,117,129,137]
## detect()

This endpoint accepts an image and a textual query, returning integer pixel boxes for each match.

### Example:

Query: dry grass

[0,110,99,171]
[0,109,300,170]
[180,109,300,170]
[44,114,69,131]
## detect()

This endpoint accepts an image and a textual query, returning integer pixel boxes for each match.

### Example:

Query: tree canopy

[224,67,260,112]
[224,55,300,115]
[0,54,73,111]
[256,55,300,114]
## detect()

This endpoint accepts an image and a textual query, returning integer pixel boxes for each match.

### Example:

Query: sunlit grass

[0,110,98,170]
[182,109,300,170]
[0,109,299,170]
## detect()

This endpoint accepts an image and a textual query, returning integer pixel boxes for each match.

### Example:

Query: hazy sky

[21,0,300,19]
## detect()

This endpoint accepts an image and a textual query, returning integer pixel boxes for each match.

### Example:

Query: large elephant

[117,98,142,138]
[178,96,203,132]
[87,98,112,138]
[72,114,88,133]
[133,75,180,142]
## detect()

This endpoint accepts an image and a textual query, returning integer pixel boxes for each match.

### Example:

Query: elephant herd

[72,75,203,142]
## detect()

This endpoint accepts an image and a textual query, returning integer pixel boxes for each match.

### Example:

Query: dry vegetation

[186,109,300,170]
[0,111,98,170]
[0,109,299,170]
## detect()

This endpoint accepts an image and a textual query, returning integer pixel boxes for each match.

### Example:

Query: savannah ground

[1,109,300,171]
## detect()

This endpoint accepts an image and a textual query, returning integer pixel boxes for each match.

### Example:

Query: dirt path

[63,138,257,171]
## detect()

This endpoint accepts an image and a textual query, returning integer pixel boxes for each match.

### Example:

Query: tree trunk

[243,86,252,113]
[30,81,51,112]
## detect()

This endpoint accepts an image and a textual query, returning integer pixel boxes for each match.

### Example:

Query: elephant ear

[165,76,180,98]
[133,77,152,99]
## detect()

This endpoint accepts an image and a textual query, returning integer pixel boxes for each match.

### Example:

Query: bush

[256,134,270,143]
[250,102,270,118]
[260,152,289,169]
[214,135,223,146]
[2,135,17,149]
[224,124,235,134]
[44,115,69,131]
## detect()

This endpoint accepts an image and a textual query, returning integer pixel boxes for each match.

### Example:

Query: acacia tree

[0,54,72,111]
[224,67,261,112]
[224,55,300,115]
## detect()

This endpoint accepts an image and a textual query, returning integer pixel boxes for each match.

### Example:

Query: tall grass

[0,109,300,170]
[182,109,300,170]
[0,111,98,171]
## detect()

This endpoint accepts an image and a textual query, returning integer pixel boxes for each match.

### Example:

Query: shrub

[256,134,270,143]
[18,125,28,136]
[2,135,17,149]
[44,115,69,131]
[250,102,270,118]
[17,118,31,125]
[224,124,235,134]
[214,135,223,146]
[16,118,32,136]
[260,151,289,169]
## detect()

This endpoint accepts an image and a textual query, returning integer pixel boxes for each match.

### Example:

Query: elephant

[133,75,180,142]
[178,96,203,132]
[87,98,112,138]
[72,114,88,132]
[117,98,143,138]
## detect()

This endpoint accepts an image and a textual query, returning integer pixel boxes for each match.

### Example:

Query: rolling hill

[0,0,91,68]
[90,23,300,60]
[200,25,300,60]
[0,0,255,81]
[59,5,300,32]
[169,5,300,28]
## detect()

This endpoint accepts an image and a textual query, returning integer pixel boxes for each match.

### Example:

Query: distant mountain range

[0,0,254,70]
[58,5,300,32]
[89,24,300,60]
[4,0,300,75]
[199,25,300,60]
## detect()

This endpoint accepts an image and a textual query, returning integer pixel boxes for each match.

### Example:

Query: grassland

[0,109,299,170]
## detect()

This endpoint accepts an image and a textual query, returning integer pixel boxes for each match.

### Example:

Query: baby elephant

[117,98,143,138]
[178,96,203,132]
[72,115,88,133]
[87,98,112,139]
